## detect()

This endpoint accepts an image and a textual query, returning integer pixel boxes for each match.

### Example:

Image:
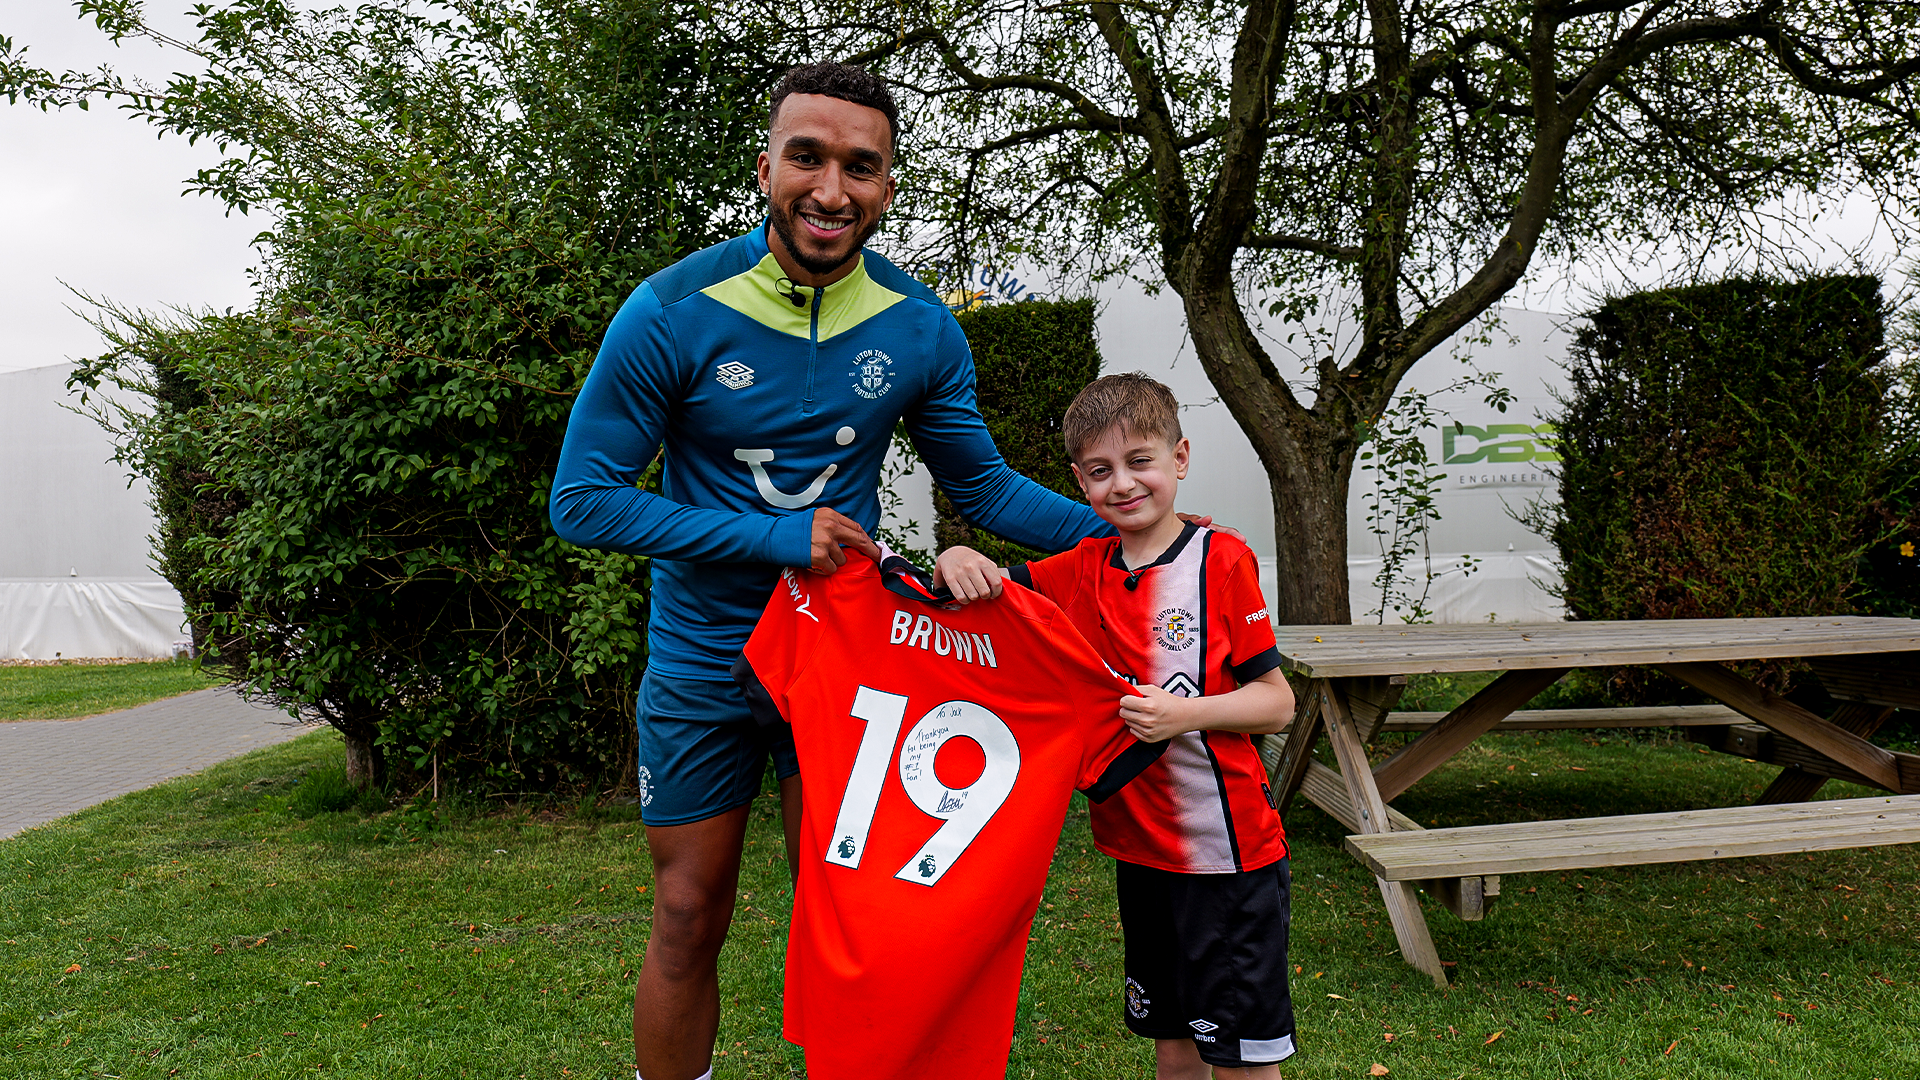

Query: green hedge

[933,298,1104,565]
[1538,274,1890,696]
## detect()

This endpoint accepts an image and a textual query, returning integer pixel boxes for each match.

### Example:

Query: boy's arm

[1119,667,1295,742]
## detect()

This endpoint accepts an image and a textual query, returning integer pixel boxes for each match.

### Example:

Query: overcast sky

[2,2,1909,378]
[2,1,258,376]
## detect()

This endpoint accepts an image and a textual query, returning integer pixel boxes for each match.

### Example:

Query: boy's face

[1070,424,1189,534]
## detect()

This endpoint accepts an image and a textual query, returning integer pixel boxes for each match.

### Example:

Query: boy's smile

[1072,426,1191,565]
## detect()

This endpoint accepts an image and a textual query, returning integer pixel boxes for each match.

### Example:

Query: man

[548,62,1110,1080]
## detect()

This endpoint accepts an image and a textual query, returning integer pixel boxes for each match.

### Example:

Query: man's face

[758,93,896,286]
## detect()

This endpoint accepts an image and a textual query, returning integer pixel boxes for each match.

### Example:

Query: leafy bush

[66,0,785,791]
[933,298,1104,564]
[1529,274,1890,698]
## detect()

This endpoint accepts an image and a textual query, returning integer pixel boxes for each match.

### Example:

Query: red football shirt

[735,556,1163,1080]
[1010,523,1288,873]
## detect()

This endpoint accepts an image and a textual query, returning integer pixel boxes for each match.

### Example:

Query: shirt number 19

[825,686,1022,886]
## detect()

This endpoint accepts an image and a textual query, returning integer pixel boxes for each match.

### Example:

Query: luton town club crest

[850,348,895,399]
[1152,607,1198,652]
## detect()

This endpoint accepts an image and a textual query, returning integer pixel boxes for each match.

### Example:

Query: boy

[935,372,1298,1079]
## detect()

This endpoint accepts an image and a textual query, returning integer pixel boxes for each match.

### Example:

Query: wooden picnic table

[1266,616,1920,987]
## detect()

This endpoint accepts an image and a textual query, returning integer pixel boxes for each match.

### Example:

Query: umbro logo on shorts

[1189,1018,1220,1033]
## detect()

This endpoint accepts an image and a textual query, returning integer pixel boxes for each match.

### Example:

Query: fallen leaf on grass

[1776,1011,1796,1023]
[1569,766,1587,771]
[1666,1040,1680,1055]
[1369,1065,1390,1077]
[1328,993,1347,1000]
[1484,1031,1503,1046]
[63,964,80,974]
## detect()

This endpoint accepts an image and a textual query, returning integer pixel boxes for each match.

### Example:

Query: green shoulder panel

[700,253,910,341]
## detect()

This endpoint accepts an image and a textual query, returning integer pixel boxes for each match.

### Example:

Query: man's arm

[905,317,1112,552]
[549,286,876,571]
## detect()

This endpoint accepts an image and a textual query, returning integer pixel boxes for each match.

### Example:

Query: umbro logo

[1189,1018,1219,1033]
[716,361,755,389]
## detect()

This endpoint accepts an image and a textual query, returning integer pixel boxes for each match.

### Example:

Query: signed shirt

[735,555,1161,1080]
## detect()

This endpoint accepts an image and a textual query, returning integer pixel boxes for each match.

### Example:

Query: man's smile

[801,212,853,236]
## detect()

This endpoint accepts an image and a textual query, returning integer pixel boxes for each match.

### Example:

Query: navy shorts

[1117,857,1297,1068]
[634,673,799,827]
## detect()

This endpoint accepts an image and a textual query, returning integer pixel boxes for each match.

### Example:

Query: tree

[7,0,785,788]
[828,0,1920,623]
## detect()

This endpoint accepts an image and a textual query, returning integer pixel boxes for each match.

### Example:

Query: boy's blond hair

[1062,372,1183,462]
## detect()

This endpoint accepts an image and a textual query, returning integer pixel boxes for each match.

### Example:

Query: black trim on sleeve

[1079,738,1170,803]
[1007,562,1035,590]
[1230,645,1285,685]
[730,653,789,730]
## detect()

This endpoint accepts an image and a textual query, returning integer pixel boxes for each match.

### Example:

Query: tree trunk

[1262,420,1356,625]
[1179,278,1360,625]
[342,726,383,790]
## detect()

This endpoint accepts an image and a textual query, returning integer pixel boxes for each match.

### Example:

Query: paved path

[0,688,316,839]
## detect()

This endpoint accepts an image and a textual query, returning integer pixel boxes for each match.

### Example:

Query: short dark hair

[1062,373,1184,462]
[769,62,900,152]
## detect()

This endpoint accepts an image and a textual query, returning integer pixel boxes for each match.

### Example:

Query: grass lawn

[0,659,222,721]
[4,722,1917,1078]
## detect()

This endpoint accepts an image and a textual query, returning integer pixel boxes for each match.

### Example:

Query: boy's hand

[932,545,1004,604]
[809,508,882,574]
[1119,683,1194,743]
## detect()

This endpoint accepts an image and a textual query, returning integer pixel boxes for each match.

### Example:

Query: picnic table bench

[1265,616,1920,987]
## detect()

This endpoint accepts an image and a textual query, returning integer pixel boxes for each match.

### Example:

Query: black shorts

[1116,858,1296,1068]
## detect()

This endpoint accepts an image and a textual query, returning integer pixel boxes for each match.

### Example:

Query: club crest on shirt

[850,348,895,399]
[715,360,755,389]
[1152,607,1198,652]
[637,765,655,807]
[1125,977,1151,1019]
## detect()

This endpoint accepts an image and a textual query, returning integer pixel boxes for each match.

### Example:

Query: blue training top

[550,224,1110,682]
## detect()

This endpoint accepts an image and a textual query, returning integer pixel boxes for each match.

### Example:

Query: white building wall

[0,363,186,657]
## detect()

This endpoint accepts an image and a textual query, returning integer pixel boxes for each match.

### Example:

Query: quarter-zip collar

[697,221,907,344]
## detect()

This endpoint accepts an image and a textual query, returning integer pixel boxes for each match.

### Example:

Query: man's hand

[932,546,1004,604]
[809,507,881,573]
[1119,683,1196,743]
[1176,511,1247,544]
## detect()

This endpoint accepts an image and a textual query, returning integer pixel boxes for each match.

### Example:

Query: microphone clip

[775,277,809,308]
